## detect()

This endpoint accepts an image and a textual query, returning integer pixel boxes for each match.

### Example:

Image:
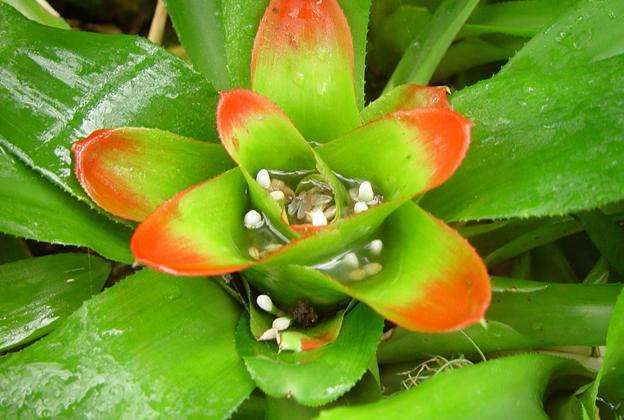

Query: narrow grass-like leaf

[378,278,621,363]
[577,210,624,276]
[0,4,218,206]
[236,303,383,406]
[319,354,586,419]
[0,146,133,263]
[165,0,231,89]
[384,0,479,91]
[0,269,254,417]
[0,253,109,352]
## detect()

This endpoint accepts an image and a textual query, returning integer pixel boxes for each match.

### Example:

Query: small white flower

[270,190,285,201]
[342,252,359,268]
[256,169,271,189]
[259,328,278,341]
[272,317,291,331]
[311,209,328,226]
[354,201,368,214]
[256,294,274,313]
[368,239,383,255]
[363,262,383,276]
[358,181,375,202]
[244,210,264,229]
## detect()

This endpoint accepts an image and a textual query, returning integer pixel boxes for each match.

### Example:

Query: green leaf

[422,55,624,221]
[501,0,624,75]
[378,277,621,363]
[577,210,624,276]
[165,0,231,89]
[319,354,585,419]
[0,146,133,263]
[0,253,109,352]
[0,269,254,417]
[459,0,576,39]
[236,303,383,406]
[73,127,233,221]
[384,0,479,91]
[0,233,30,264]
[1,0,69,29]
[581,288,624,417]
[0,4,218,206]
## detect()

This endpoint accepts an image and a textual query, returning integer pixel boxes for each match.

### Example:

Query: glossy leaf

[2,0,69,29]
[251,0,360,141]
[236,303,383,406]
[422,55,624,221]
[165,0,231,89]
[0,253,109,352]
[0,233,30,264]
[385,0,479,90]
[501,0,624,75]
[378,278,621,363]
[361,84,450,123]
[0,145,133,263]
[132,168,254,275]
[0,269,254,417]
[73,127,233,221]
[319,354,585,419]
[0,4,219,205]
[318,106,471,200]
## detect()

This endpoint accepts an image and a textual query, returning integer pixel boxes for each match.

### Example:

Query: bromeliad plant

[73,0,490,342]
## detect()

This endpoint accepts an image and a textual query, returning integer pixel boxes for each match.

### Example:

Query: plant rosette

[72,0,490,351]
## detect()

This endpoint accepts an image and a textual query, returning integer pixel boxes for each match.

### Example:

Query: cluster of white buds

[256,169,294,203]
[350,181,382,214]
[342,239,384,281]
[256,294,293,344]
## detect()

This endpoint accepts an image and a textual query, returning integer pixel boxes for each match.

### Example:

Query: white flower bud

[244,210,263,229]
[368,239,383,255]
[354,201,368,214]
[270,190,285,201]
[311,209,328,226]
[256,294,274,313]
[259,328,278,341]
[272,317,291,331]
[342,252,359,268]
[256,169,271,189]
[358,181,375,202]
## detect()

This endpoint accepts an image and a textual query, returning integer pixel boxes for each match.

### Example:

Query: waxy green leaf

[0,4,218,206]
[236,303,383,406]
[73,127,233,221]
[0,269,254,417]
[0,253,109,352]
[165,0,231,89]
[0,145,133,263]
[319,354,586,419]
[577,210,624,276]
[422,55,624,221]
[378,278,621,363]
[2,0,69,29]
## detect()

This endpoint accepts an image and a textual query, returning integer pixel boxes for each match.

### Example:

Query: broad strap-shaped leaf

[3,0,70,29]
[361,84,450,123]
[73,127,233,221]
[318,354,586,419]
[378,278,621,363]
[131,168,254,275]
[236,303,383,406]
[0,4,218,206]
[0,269,254,417]
[251,0,360,141]
[317,107,471,200]
[422,54,624,221]
[0,253,109,352]
[0,145,133,263]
